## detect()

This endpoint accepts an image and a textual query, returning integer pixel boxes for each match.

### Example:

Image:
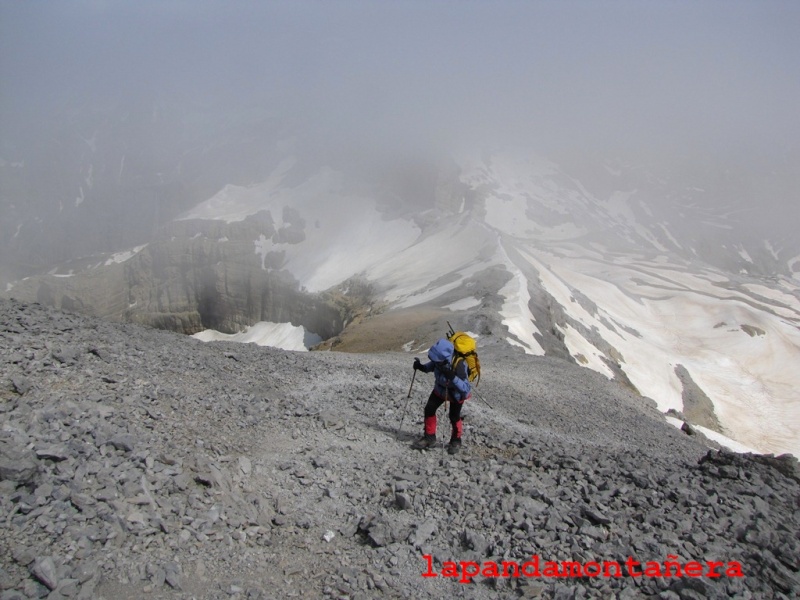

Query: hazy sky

[1,0,799,160]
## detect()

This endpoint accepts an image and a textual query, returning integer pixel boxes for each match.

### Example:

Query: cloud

[2,2,797,148]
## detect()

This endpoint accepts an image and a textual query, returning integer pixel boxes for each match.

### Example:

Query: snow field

[530,251,800,456]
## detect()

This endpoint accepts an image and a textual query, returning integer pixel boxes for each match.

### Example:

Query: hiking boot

[447,438,462,455]
[412,434,437,450]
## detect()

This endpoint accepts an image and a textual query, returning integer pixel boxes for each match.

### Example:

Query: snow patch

[48,269,75,278]
[367,219,490,308]
[180,158,297,223]
[736,245,753,263]
[665,418,760,454]
[192,321,322,352]
[254,234,279,270]
[665,416,684,430]
[559,323,613,378]
[104,244,148,266]
[658,223,682,249]
[496,244,544,355]
[788,255,800,278]
[764,240,779,260]
[742,283,800,309]
[693,425,762,454]
[460,152,588,241]
[444,297,481,311]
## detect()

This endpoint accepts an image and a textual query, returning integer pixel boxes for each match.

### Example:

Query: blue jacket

[419,338,471,402]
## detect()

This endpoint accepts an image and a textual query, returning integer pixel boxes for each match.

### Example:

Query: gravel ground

[1,298,798,600]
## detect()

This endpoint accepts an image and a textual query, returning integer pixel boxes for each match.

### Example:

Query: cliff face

[7,211,344,340]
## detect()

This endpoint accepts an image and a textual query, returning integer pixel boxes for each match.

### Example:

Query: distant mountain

[3,138,799,457]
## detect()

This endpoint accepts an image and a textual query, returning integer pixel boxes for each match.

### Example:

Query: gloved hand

[439,364,456,381]
[413,358,423,371]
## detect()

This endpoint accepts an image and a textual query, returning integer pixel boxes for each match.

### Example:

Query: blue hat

[428,338,454,363]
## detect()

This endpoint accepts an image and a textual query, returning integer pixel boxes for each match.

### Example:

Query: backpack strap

[452,356,471,379]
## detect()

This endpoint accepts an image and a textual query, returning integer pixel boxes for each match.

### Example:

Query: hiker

[411,338,471,454]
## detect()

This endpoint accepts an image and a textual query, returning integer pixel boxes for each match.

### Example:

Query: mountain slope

[3,151,799,457]
[1,299,798,599]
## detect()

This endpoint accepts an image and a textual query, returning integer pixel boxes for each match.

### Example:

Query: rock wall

[4,213,344,340]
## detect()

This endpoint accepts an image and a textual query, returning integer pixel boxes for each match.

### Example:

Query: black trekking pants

[423,391,464,439]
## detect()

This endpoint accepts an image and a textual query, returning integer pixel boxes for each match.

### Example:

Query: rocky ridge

[0,299,798,599]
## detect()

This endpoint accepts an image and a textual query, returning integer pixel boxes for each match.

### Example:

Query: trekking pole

[396,368,417,439]
[470,386,493,409]
[442,388,449,455]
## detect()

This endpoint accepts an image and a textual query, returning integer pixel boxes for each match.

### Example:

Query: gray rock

[10,375,31,395]
[0,567,14,592]
[578,523,607,540]
[411,519,437,548]
[11,546,36,567]
[29,557,58,591]
[55,578,80,597]
[71,562,97,585]
[0,442,39,484]
[165,569,183,590]
[581,505,612,526]
[394,492,412,510]
[94,487,117,502]
[366,522,394,547]
[462,530,488,556]
[35,445,70,462]
[52,346,79,365]
[149,566,166,588]
[107,434,135,452]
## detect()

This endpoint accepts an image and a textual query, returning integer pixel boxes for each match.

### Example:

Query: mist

[1,0,799,273]
[4,1,799,152]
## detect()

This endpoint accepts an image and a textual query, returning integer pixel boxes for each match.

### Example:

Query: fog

[4,1,799,152]
[1,1,799,272]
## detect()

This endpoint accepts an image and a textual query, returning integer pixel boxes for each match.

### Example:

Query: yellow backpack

[448,330,481,386]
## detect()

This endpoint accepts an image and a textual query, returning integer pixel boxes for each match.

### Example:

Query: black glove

[413,358,423,371]
[439,364,456,381]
